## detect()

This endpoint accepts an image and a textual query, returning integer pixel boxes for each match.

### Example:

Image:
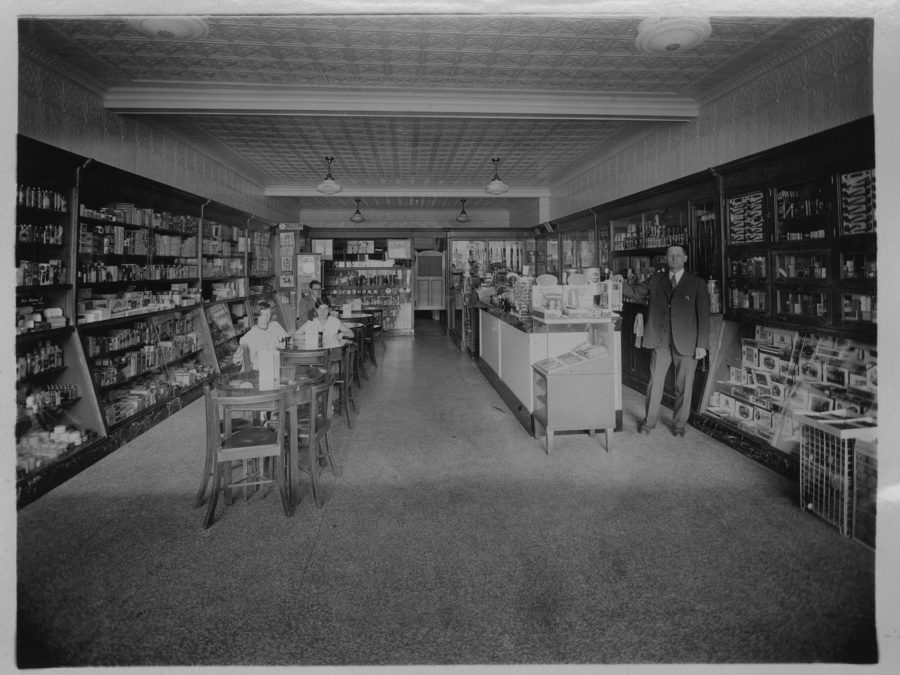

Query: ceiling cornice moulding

[104,85,699,121]
[266,186,550,199]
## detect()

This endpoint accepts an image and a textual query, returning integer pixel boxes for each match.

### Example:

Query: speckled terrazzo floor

[16,319,878,667]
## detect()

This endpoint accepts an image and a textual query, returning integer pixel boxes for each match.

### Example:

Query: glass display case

[531,316,617,454]
[774,176,832,243]
[79,305,217,429]
[561,227,596,272]
[702,322,876,458]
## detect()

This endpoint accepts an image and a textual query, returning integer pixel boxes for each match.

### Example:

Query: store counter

[475,301,623,435]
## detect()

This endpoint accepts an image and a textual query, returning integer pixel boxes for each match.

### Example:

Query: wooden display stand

[531,316,618,454]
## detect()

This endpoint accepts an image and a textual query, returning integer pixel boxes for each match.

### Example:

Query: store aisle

[16,319,876,666]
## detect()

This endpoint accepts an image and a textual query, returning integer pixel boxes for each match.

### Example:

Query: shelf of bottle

[774,212,829,228]
[152,227,198,237]
[204,295,254,306]
[17,365,67,385]
[201,253,244,258]
[77,278,199,289]
[16,242,66,252]
[202,275,247,281]
[16,283,73,293]
[16,397,83,427]
[105,373,216,430]
[773,279,831,288]
[79,215,146,229]
[77,251,152,261]
[611,246,671,255]
[18,204,69,216]
[86,343,156,360]
[16,325,74,343]
[96,349,204,391]
[78,304,200,330]
[727,276,768,285]
[327,265,403,270]
[16,434,107,489]
[326,283,404,289]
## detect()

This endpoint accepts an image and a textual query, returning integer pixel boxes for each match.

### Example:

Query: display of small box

[741,340,759,368]
[720,394,735,416]
[755,325,774,344]
[597,280,623,311]
[757,347,781,373]
[754,407,772,427]
[771,328,797,350]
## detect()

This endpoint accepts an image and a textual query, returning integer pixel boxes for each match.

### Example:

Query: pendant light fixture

[350,197,366,223]
[455,198,471,223]
[485,157,509,195]
[316,156,342,195]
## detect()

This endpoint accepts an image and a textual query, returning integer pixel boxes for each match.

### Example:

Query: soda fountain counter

[474,300,622,443]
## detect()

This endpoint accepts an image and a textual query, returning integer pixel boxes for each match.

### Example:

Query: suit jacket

[623,271,710,355]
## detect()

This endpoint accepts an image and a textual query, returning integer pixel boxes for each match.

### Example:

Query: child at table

[233,300,289,370]
[294,301,354,349]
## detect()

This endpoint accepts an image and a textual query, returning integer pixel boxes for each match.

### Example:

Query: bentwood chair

[333,341,358,427]
[295,370,341,508]
[195,375,253,508]
[202,386,293,528]
[361,306,387,353]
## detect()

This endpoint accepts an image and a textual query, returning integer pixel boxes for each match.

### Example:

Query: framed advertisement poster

[387,238,412,260]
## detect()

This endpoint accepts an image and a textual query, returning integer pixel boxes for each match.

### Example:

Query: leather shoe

[638,422,653,435]
[672,427,685,438]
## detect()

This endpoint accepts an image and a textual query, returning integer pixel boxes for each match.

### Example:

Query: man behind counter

[613,245,709,438]
[296,280,329,324]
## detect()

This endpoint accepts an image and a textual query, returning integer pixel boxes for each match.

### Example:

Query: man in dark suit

[296,280,328,325]
[615,245,710,437]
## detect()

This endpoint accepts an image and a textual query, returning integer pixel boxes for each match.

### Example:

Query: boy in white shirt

[233,300,289,370]
[294,301,353,349]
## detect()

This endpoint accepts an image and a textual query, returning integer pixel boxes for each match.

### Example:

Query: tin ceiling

[19,14,855,214]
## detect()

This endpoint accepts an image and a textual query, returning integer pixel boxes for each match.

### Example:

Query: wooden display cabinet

[602,170,718,411]
[532,317,618,454]
[720,116,875,343]
[78,305,217,433]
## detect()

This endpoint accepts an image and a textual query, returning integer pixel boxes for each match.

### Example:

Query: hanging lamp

[455,198,471,223]
[485,157,509,195]
[350,197,366,223]
[316,156,342,195]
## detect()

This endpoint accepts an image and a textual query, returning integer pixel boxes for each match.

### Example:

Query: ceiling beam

[264,186,550,198]
[104,85,699,121]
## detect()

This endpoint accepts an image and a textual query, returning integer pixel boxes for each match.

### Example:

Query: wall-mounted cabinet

[696,116,876,477]
[14,136,281,508]
[721,117,875,343]
[600,170,719,408]
[320,238,414,334]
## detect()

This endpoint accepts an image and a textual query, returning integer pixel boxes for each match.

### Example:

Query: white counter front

[478,307,623,420]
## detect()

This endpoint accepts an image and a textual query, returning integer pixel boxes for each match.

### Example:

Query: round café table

[217,366,326,507]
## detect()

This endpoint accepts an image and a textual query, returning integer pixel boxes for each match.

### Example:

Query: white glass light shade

[456,198,471,223]
[635,17,712,54]
[485,158,509,195]
[350,198,366,223]
[316,156,342,195]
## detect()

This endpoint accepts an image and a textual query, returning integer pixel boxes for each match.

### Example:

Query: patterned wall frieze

[549,22,873,221]
[18,51,298,223]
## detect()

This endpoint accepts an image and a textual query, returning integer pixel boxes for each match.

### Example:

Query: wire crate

[797,410,877,537]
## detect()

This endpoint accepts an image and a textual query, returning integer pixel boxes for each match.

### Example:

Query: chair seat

[222,425,279,450]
